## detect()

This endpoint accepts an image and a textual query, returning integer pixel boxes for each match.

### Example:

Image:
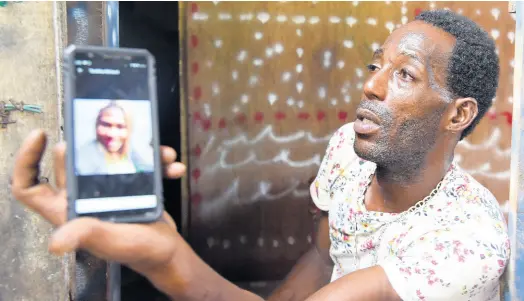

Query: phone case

[63,44,164,224]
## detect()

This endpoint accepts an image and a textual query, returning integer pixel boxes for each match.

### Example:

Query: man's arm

[305,225,509,301]
[146,232,264,301]
[10,132,261,301]
[305,266,400,301]
[267,124,355,300]
[267,216,400,301]
[268,213,333,301]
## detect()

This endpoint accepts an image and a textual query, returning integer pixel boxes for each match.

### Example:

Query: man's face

[96,107,129,154]
[353,21,456,171]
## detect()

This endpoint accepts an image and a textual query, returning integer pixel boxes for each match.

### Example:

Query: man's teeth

[362,118,373,124]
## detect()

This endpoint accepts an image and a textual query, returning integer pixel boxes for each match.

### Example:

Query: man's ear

[446,97,478,133]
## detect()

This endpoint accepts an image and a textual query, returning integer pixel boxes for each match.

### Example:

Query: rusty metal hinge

[0,101,16,128]
[0,99,43,129]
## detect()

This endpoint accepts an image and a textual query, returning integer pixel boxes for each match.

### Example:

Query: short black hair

[415,9,499,140]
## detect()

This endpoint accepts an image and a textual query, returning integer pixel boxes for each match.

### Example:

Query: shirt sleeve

[380,226,510,301]
[309,123,356,211]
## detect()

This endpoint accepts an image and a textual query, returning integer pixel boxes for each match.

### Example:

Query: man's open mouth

[354,108,381,135]
[355,108,380,125]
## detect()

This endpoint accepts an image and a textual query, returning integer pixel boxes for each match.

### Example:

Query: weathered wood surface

[64,2,111,301]
[0,2,69,301]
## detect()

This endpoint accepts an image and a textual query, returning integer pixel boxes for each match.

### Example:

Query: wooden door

[181,1,516,282]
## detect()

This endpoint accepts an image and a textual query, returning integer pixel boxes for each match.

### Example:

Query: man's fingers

[54,142,67,189]
[164,162,186,179]
[161,211,178,229]
[17,184,67,226]
[49,211,177,256]
[48,217,90,255]
[11,130,67,226]
[12,130,48,192]
[49,217,177,267]
[160,146,186,179]
[160,146,176,164]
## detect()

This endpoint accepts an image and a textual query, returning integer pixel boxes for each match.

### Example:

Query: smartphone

[64,45,163,223]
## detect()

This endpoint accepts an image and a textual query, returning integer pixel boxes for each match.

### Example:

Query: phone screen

[71,50,160,219]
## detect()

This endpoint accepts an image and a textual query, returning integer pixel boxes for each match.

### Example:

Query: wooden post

[178,1,190,238]
[102,2,122,301]
[65,2,116,300]
[0,2,70,300]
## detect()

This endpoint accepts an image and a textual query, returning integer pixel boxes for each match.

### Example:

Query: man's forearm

[268,247,333,301]
[145,233,263,301]
[305,266,400,301]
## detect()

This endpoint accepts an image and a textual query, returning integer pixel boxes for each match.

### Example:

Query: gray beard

[353,104,446,185]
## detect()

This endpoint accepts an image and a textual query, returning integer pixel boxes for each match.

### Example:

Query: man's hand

[10,130,273,301]
[10,129,186,276]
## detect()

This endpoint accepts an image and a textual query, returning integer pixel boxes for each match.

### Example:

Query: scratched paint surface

[0,2,70,300]
[183,1,515,281]
[505,2,523,300]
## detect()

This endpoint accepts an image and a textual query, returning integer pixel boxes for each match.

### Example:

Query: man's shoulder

[75,141,102,175]
[442,165,506,233]
[78,140,96,151]
[130,146,154,169]
[450,166,499,206]
[326,122,361,164]
[330,122,356,144]
[75,141,102,162]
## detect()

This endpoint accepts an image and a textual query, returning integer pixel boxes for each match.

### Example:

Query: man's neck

[366,150,453,213]
[97,142,127,162]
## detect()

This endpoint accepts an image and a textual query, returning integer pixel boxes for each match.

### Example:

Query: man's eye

[398,68,414,81]
[366,64,379,72]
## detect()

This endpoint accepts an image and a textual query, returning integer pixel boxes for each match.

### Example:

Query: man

[76,101,154,175]
[11,10,509,301]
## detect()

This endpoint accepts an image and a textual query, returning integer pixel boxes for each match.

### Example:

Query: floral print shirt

[310,123,510,301]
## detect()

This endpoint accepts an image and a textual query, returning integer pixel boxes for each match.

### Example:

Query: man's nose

[107,126,120,136]
[363,69,388,102]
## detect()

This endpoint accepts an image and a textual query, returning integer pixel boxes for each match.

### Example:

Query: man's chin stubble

[353,138,428,184]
